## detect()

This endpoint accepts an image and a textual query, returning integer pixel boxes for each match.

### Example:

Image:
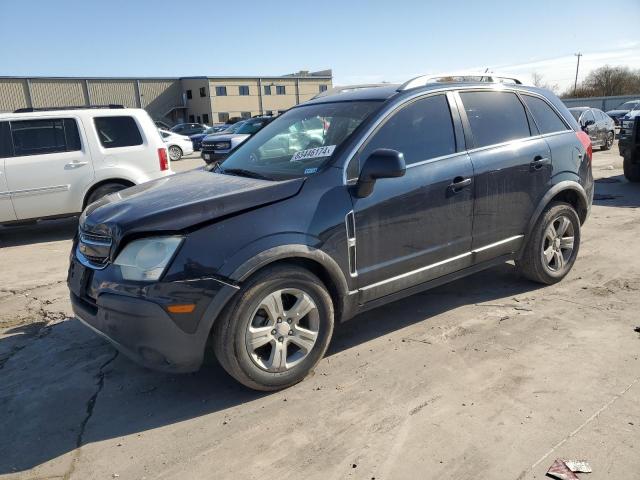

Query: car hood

[190,133,207,140]
[203,133,249,142]
[80,170,305,243]
[606,109,629,116]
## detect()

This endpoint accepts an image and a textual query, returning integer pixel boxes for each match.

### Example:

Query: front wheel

[213,265,334,391]
[168,145,183,161]
[601,131,614,150]
[517,202,581,285]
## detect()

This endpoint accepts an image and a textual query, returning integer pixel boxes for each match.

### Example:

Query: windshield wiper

[221,168,274,181]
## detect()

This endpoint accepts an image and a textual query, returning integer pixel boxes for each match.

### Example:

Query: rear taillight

[576,131,592,166]
[158,147,169,171]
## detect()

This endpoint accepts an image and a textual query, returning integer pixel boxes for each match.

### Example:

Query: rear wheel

[168,145,183,161]
[517,202,581,285]
[85,182,129,207]
[601,131,614,150]
[213,265,334,391]
[624,155,640,182]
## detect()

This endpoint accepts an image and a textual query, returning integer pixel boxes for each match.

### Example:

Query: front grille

[77,229,112,269]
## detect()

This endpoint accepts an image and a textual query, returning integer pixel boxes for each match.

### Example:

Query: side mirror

[582,119,595,129]
[355,148,406,198]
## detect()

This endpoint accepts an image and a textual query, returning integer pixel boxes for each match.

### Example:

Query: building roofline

[0,74,332,81]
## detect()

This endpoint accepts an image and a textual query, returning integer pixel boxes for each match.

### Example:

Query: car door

[580,110,598,145]
[457,90,552,259]
[4,116,94,220]
[349,93,474,303]
[0,122,17,222]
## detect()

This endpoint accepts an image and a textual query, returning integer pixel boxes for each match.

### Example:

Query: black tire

[601,131,614,151]
[517,202,581,285]
[85,182,128,207]
[168,145,183,161]
[624,155,640,182]
[212,264,334,391]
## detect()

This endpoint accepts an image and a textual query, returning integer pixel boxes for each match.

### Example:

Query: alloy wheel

[542,215,575,272]
[245,288,320,372]
[169,146,182,161]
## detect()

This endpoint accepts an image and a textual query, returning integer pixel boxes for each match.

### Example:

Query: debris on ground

[546,459,592,479]
[634,326,640,334]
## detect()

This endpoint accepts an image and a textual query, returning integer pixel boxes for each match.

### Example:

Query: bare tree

[530,72,559,94]
[562,65,640,97]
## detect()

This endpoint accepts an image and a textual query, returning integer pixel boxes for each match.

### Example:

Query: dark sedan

[606,100,640,126]
[190,124,233,151]
[170,123,209,137]
[569,107,615,150]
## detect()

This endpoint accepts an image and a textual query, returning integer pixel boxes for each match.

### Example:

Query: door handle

[65,161,89,169]
[530,156,550,171]
[449,176,472,193]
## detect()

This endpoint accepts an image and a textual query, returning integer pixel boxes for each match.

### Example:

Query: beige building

[0,70,332,125]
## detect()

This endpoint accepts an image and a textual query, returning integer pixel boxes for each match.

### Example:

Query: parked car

[189,124,233,151]
[618,110,640,182]
[68,78,593,391]
[605,100,640,126]
[201,117,274,164]
[568,107,615,150]
[170,123,208,136]
[0,106,172,225]
[159,129,194,161]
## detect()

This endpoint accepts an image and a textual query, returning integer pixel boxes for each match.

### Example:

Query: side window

[459,91,531,148]
[521,95,569,134]
[94,116,143,149]
[218,112,229,123]
[0,122,13,158]
[582,110,595,124]
[359,94,456,167]
[10,118,81,157]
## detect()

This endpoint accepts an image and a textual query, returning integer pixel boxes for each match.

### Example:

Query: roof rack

[13,104,125,113]
[398,73,523,91]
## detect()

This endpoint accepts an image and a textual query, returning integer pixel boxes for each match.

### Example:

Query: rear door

[0,122,17,222]
[350,93,474,302]
[457,90,551,259]
[4,116,94,220]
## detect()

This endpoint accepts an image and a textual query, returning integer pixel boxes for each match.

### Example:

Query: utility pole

[573,53,582,96]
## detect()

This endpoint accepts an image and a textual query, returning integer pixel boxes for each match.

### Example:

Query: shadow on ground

[0,217,77,247]
[0,262,542,475]
[593,174,640,208]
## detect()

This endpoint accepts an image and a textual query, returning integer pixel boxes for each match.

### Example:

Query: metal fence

[562,94,640,111]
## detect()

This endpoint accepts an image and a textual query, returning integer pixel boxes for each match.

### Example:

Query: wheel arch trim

[526,180,589,239]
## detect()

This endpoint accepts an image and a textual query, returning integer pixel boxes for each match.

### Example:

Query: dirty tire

[624,156,640,182]
[517,202,581,285]
[85,182,128,207]
[601,131,614,150]
[212,265,334,391]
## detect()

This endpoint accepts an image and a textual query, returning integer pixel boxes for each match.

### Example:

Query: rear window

[522,95,569,134]
[94,116,143,148]
[9,118,81,157]
[459,91,531,148]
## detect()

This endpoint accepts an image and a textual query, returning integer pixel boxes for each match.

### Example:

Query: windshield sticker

[291,145,336,162]
[304,167,318,174]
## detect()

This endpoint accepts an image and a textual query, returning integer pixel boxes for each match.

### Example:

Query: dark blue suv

[68,77,593,390]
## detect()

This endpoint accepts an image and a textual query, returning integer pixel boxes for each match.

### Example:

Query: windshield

[569,109,583,121]
[216,101,381,179]
[236,119,269,135]
[619,101,640,110]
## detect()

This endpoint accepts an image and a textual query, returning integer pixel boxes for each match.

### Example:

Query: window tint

[276,85,286,95]
[460,91,531,148]
[215,86,227,96]
[10,118,81,156]
[0,122,13,158]
[94,116,143,149]
[264,85,271,95]
[239,86,249,96]
[522,95,568,134]
[360,94,456,166]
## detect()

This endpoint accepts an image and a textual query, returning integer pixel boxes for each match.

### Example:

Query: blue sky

[1,0,639,92]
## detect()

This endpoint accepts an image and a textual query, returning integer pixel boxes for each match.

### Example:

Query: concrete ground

[1,146,639,480]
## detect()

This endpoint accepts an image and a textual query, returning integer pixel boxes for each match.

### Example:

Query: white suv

[0,106,173,224]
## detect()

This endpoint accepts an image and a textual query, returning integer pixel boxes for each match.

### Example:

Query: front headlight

[214,141,231,150]
[114,236,183,281]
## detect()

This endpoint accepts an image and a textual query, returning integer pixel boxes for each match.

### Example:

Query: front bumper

[68,254,239,373]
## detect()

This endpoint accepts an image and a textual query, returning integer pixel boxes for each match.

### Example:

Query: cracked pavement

[1,151,639,479]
